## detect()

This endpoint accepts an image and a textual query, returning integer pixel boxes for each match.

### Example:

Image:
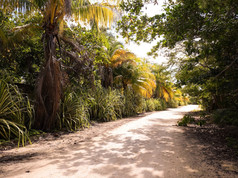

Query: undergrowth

[0,80,33,146]
[177,114,195,126]
[212,109,238,126]
[177,112,207,127]
[1,81,181,147]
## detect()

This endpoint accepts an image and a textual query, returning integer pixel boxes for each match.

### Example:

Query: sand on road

[1,105,237,178]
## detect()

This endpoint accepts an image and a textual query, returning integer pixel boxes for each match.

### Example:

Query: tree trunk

[34,22,62,131]
[102,65,113,88]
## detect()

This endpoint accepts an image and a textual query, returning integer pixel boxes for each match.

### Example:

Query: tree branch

[216,58,237,78]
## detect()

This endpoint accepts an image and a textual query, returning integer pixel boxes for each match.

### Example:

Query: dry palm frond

[110,49,136,67]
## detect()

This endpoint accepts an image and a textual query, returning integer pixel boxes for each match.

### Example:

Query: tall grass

[213,109,238,126]
[0,78,181,146]
[88,87,124,122]
[57,91,90,131]
[145,99,156,111]
[167,99,178,108]
[0,80,33,146]
[145,98,167,112]
[122,88,146,117]
[58,86,179,127]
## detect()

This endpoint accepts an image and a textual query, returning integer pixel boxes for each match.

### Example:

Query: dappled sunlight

[1,105,231,178]
[162,150,175,154]
[184,166,199,173]
[0,0,236,176]
[221,161,238,172]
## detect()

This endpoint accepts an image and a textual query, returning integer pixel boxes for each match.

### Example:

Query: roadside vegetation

[1,0,237,149]
[118,0,238,126]
[0,0,188,146]
[118,0,238,156]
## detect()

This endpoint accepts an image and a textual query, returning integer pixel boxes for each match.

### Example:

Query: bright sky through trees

[118,0,168,64]
[70,0,166,64]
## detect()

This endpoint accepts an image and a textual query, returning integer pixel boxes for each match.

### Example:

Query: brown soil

[0,105,238,178]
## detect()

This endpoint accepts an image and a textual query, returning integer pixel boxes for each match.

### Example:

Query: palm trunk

[102,65,113,88]
[34,22,62,131]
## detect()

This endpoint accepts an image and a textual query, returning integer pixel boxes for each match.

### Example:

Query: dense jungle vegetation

[118,0,238,124]
[0,0,188,146]
[0,0,237,146]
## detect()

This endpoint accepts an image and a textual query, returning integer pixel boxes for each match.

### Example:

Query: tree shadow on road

[1,106,238,177]
[46,116,238,177]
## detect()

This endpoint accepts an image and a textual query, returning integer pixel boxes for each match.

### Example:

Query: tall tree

[0,11,44,93]
[152,64,174,101]
[117,0,238,110]
[0,0,116,130]
[112,51,156,98]
[99,31,124,88]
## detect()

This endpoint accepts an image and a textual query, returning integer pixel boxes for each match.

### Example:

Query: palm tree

[112,51,156,98]
[100,32,124,88]
[152,64,174,101]
[135,60,156,98]
[109,48,137,89]
[0,0,117,130]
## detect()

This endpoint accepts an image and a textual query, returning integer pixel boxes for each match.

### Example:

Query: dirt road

[1,105,238,178]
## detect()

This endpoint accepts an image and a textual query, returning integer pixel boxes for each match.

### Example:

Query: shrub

[58,91,90,131]
[213,109,238,126]
[167,99,178,108]
[145,98,168,112]
[177,114,195,126]
[123,89,145,117]
[144,98,172,112]
[154,99,162,111]
[145,99,155,112]
[160,99,167,110]
[88,87,124,122]
[0,80,33,146]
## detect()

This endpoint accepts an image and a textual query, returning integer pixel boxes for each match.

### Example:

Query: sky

[89,0,169,64]
[116,1,168,64]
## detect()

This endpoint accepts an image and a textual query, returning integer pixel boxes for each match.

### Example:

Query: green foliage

[167,99,178,108]
[122,88,145,116]
[178,112,207,126]
[88,86,124,122]
[213,109,238,126]
[57,91,90,131]
[0,80,33,146]
[160,99,167,110]
[152,64,174,101]
[226,137,238,155]
[196,119,206,126]
[0,1,184,145]
[145,99,155,112]
[112,55,156,98]
[145,98,170,112]
[118,0,238,118]
[153,99,163,111]
[28,129,44,136]
[177,114,195,126]
[0,12,44,86]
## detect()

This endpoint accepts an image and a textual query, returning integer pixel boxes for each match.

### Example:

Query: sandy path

[0,105,237,178]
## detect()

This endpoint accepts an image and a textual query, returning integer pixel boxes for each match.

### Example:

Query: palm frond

[0,29,8,46]
[72,1,115,28]
[0,80,32,146]
[0,0,41,13]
